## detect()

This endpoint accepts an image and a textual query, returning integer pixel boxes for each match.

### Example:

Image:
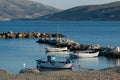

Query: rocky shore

[0,66,120,80]
[0,31,65,39]
[1,31,120,58]
[37,38,120,58]
[0,69,11,74]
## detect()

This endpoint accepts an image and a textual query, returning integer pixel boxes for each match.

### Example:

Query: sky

[31,0,119,9]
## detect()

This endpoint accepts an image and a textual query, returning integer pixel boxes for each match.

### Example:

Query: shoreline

[0,31,65,39]
[0,66,120,80]
[0,31,120,57]
[37,38,120,58]
[1,31,120,58]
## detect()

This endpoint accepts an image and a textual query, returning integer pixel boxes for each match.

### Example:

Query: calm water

[0,21,120,73]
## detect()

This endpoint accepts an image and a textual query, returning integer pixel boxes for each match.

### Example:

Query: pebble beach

[0,66,120,80]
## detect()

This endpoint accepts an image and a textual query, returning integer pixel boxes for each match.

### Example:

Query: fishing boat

[36,55,73,69]
[45,47,67,52]
[70,50,99,58]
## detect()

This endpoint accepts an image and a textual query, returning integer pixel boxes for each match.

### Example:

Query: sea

[0,21,120,73]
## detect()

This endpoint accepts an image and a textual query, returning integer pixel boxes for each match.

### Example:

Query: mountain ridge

[0,0,61,20]
[34,1,120,21]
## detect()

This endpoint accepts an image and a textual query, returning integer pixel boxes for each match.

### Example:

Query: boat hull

[46,47,67,52]
[37,61,72,69]
[72,51,99,58]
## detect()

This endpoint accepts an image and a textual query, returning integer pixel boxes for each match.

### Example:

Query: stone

[25,32,35,38]
[34,32,41,38]
[89,44,101,49]
[19,68,40,74]
[16,33,23,38]
[0,35,2,38]
[112,47,120,53]
[0,69,11,74]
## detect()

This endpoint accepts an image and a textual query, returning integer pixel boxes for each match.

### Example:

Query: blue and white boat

[36,55,73,69]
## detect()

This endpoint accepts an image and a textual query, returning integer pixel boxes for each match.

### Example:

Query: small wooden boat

[70,50,99,58]
[36,55,73,69]
[45,47,67,52]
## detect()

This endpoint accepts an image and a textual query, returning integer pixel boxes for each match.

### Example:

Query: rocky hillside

[0,0,61,20]
[35,1,120,21]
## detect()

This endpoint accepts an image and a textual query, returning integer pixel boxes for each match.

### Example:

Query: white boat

[70,50,99,58]
[45,47,67,52]
[36,55,73,69]
[46,51,68,55]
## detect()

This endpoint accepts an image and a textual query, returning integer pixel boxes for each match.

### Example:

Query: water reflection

[116,58,120,66]
[106,58,120,66]
[46,51,68,56]
[44,51,120,71]
[72,56,120,71]
[72,57,99,71]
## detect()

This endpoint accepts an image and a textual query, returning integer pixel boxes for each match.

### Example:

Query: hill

[0,0,61,20]
[35,1,120,21]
